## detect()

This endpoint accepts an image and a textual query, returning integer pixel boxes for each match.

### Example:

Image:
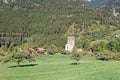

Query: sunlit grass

[0,54,120,80]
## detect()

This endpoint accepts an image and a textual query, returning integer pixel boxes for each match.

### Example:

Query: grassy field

[0,54,120,80]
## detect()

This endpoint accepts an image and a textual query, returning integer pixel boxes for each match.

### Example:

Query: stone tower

[65,36,75,52]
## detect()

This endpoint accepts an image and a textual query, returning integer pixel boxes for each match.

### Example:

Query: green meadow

[0,54,120,80]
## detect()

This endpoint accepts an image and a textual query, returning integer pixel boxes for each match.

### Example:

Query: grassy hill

[0,54,120,80]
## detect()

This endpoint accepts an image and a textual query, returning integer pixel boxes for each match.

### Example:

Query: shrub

[58,48,71,55]
[46,44,58,55]
[89,40,108,53]
[107,38,120,52]
[72,47,81,64]
[46,49,54,55]
[96,50,114,61]
[80,51,94,57]
[72,53,81,61]
[114,53,120,60]
[1,44,36,67]
[72,53,81,65]
[2,50,36,67]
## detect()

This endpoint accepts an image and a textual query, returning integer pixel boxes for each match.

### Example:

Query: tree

[0,48,7,61]
[90,40,108,53]
[65,23,76,37]
[1,44,36,67]
[72,47,81,65]
[107,39,119,52]
[2,49,35,67]
[0,44,13,62]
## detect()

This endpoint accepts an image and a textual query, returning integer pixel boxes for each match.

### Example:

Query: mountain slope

[86,0,120,9]
[85,0,109,7]
[0,0,120,48]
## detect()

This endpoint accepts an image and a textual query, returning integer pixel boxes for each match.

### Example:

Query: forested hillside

[105,0,120,13]
[0,0,120,51]
[85,0,109,7]
[87,0,120,11]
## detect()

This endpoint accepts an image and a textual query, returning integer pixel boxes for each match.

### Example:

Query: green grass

[0,54,120,80]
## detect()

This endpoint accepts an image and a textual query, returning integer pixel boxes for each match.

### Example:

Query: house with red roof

[36,48,45,55]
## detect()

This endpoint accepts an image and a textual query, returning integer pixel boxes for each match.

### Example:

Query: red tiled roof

[37,48,45,51]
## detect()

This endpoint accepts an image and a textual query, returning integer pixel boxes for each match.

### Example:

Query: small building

[65,36,75,52]
[36,48,45,55]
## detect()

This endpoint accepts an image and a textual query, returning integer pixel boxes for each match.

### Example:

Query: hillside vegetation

[0,0,120,51]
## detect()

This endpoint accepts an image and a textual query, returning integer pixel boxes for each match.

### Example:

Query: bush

[114,53,120,60]
[72,53,81,61]
[107,38,120,52]
[58,48,71,55]
[96,50,114,61]
[2,49,36,67]
[72,53,81,65]
[46,44,58,55]
[89,40,108,53]
[46,49,54,55]
[80,51,94,57]
[70,47,81,64]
